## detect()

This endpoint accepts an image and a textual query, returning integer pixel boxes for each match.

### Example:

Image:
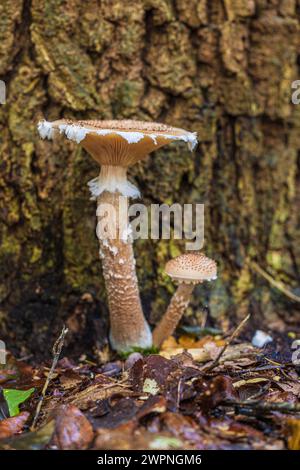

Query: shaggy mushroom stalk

[38,119,197,353]
[153,253,217,348]
[94,165,150,350]
[152,283,194,348]
[96,189,151,352]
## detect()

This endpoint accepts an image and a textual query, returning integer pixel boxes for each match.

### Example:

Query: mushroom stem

[89,165,140,199]
[152,283,195,348]
[96,190,152,352]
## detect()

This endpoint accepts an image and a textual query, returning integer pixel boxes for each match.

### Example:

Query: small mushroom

[152,252,217,348]
[38,119,197,353]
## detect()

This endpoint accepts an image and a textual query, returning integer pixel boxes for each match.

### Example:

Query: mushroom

[37,119,197,353]
[152,252,217,348]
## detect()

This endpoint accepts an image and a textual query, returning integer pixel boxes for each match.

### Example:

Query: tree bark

[0,0,299,359]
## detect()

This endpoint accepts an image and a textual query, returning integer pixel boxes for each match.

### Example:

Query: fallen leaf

[136,395,167,420]
[129,355,178,393]
[0,412,29,439]
[160,347,213,362]
[52,404,94,450]
[275,380,300,396]
[266,391,298,404]
[101,361,122,377]
[287,418,300,450]
[233,378,270,401]
[0,355,38,389]
[90,397,138,429]
[178,335,200,349]
[3,388,35,417]
[94,421,188,450]
[209,416,263,440]
[143,378,160,395]
[67,374,131,410]
[149,435,183,449]
[195,376,237,410]
[59,370,83,390]
[161,337,178,351]
[178,335,225,349]
[0,420,55,450]
[161,412,203,444]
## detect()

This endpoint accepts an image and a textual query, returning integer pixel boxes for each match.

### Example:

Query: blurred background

[0,0,299,360]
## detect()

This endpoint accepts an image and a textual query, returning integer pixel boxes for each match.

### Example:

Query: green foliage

[3,388,35,417]
[119,345,159,359]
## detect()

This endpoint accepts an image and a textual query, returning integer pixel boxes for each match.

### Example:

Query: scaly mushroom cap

[165,252,217,284]
[38,119,197,167]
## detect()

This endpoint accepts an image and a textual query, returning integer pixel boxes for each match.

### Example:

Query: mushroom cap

[165,252,217,283]
[37,119,197,167]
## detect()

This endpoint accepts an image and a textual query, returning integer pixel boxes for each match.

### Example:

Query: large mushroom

[152,252,217,348]
[38,119,197,353]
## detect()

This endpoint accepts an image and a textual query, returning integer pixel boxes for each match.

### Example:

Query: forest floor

[0,320,300,451]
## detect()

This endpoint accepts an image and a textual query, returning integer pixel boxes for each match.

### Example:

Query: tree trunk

[0,0,299,360]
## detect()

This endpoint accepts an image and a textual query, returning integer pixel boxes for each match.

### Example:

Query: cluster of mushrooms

[38,119,217,353]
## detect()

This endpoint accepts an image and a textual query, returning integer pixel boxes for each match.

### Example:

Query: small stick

[200,309,208,329]
[225,400,300,414]
[203,313,250,372]
[31,325,68,430]
[229,364,290,376]
[247,259,300,303]
[176,378,183,411]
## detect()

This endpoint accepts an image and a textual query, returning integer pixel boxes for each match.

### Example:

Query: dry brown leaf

[287,418,300,450]
[67,375,131,410]
[160,336,178,350]
[160,341,256,363]
[275,380,300,396]
[162,335,226,352]
[178,335,199,349]
[0,412,29,439]
[59,370,83,390]
[94,421,186,450]
[233,378,270,388]
[52,404,94,450]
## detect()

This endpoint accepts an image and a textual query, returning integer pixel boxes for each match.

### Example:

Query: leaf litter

[0,325,299,450]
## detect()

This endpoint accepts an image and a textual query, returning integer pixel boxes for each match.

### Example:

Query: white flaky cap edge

[37,120,198,151]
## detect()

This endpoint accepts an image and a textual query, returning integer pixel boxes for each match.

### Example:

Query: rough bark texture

[0,0,300,359]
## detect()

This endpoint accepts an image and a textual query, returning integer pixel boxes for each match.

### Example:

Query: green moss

[118,345,159,359]
[30,246,42,264]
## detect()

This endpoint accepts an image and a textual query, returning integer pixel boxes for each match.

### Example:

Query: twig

[200,309,208,329]
[176,378,183,411]
[203,313,251,372]
[31,325,68,430]
[224,400,300,414]
[247,259,300,303]
[229,364,291,376]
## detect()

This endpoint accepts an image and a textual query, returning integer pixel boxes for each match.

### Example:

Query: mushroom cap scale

[38,119,198,167]
[165,252,217,283]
